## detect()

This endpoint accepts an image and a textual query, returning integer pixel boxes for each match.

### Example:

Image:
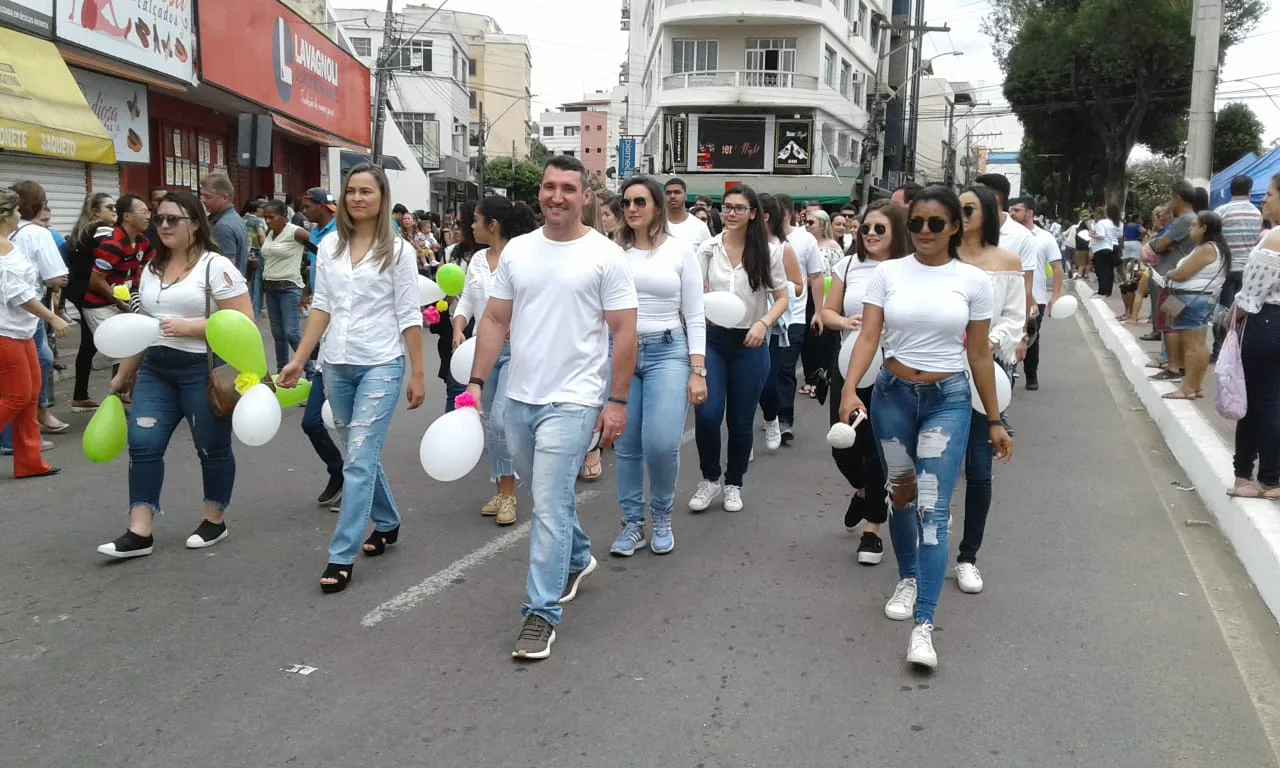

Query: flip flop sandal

[1228,482,1262,498]
[1161,391,1197,400]
[1149,369,1184,381]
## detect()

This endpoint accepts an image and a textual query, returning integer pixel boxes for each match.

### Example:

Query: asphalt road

[4,307,1280,768]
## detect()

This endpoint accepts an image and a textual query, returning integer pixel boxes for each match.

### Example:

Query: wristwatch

[691,366,707,377]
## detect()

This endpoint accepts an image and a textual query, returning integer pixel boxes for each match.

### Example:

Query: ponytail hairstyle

[758,193,787,243]
[723,184,774,292]
[449,201,481,264]
[476,196,538,243]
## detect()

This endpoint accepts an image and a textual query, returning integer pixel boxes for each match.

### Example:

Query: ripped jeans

[324,358,406,566]
[870,369,972,625]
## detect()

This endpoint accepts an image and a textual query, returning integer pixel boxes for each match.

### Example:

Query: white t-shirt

[627,236,706,356]
[0,247,43,339]
[455,247,496,324]
[1090,218,1120,254]
[139,252,248,354]
[667,213,711,246]
[863,256,994,373]
[784,227,825,325]
[1029,226,1062,305]
[13,221,68,282]
[489,228,638,407]
[999,214,1035,273]
[697,234,788,329]
[830,254,884,340]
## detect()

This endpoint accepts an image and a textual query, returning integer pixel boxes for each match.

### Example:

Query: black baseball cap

[304,187,336,211]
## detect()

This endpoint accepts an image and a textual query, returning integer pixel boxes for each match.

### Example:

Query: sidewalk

[1076,279,1280,624]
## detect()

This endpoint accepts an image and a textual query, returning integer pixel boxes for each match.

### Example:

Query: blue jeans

[248,254,264,317]
[0,322,52,450]
[324,358,405,565]
[695,325,771,487]
[442,317,474,413]
[871,369,972,625]
[480,340,515,481]
[264,282,304,372]
[127,346,235,515]
[505,400,600,626]
[301,369,344,478]
[759,323,804,427]
[959,408,993,564]
[616,328,690,523]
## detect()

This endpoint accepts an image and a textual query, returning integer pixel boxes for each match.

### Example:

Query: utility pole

[1185,0,1222,189]
[476,101,487,197]
[879,5,949,194]
[370,0,396,165]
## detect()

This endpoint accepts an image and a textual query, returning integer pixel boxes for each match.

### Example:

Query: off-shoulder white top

[986,270,1027,364]
[1237,244,1280,313]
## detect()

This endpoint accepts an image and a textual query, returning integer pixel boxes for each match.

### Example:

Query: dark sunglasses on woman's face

[154,214,190,228]
[961,204,977,219]
[859,223,887,236]
[620,197,649,209]
[907,216,949,234]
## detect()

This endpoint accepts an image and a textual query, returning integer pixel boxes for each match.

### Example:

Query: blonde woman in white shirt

[453,196,539,526]
[689,184,800,513]
[608,176,706,557]
[278,164,426,594]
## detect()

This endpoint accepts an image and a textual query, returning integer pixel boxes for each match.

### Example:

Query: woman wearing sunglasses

[839,186,1013,670]
[955,186,1027,595]
[822,200,910,564]
[690,185,800,513]
[608,176,706,556]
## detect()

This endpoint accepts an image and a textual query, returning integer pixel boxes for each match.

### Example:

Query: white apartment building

[912,78,975,188]
[443,9,534,162]
[538,106,612,186]
[622,0,887,204]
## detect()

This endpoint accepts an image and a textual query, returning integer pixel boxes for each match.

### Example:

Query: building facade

[445,9,533,163]
[622,0,886,204]
[911,77,974,188]
[539,106,611,185]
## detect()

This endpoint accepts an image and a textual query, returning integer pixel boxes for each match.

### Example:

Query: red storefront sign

[197,0,371,148]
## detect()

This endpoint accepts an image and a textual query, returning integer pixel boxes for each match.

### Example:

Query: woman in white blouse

[608,176,706,557]
[97,192,252,560]
[1228,173,1280,499]
[954,186,1027,595]
[259,199,310,373]
[805,210,845,273]
[278,164,426,593]
[1160,211,1229,401]
[689,184,800,514]
[453,196,538,526]
[821,200,910,565]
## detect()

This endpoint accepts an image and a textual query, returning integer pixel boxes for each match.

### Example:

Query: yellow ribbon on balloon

[112,285,132,302]
[234,372,261,396]
[435,300,448,311]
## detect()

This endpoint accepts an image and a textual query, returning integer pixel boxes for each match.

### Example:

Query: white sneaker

[763,419,782,451]
[723,485,743,512]
[907,622,938,669]
[884,577,917,621]
[955,562,984,594]
[689,479,722,512]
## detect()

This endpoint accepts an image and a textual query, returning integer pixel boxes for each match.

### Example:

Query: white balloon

[968,361,1013,415]
[418,275,446,306]
[858,345,883,389]
[449,337,476,386]
[94,313,160,359]
[232,384,282,446]
[703,291,748,327]
[420,407,485,481]
[838,333,856,377]
[1049,295,1079,320]
[321,400,335,430]
[838,332,882,388]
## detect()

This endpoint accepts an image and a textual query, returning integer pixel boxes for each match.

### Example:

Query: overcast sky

[352,0,1280,155]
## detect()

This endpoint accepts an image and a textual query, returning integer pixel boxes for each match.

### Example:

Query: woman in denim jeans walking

[453,196,538,526]
[840,186,1013,670]
[259,200,311,373]
[97,192,252,559]
[608,176,706,557]
[278,164,426,593]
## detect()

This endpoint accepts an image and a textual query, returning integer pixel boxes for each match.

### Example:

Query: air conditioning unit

[453,123,467,136]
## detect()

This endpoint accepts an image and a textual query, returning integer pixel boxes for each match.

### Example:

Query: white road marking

[361,428,697,628]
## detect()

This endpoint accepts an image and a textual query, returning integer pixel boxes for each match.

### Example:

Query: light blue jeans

[480,340,515,481]
[324,357,405,566]
[615,328,690,523]
[870,369,972,625]
[505,400,600,626]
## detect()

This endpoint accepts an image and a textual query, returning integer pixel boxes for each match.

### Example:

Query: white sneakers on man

[955,563,984,593]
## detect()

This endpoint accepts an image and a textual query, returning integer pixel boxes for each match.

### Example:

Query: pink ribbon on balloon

[422,306,441,325]
[454,392,478,410]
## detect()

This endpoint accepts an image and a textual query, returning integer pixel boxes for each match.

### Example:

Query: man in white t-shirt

[466,155,639,662]
[1010,197,1063,391]
[975,173,1036,324]
[663,178,711,245]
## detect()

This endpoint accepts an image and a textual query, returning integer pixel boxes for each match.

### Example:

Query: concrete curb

[1076,281,1280,624]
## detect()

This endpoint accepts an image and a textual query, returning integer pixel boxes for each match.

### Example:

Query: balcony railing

[662,70,820,90]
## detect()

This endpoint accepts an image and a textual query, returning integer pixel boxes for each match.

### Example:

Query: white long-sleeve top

[627,236,706,356]
[454,247,495,323]
[0,247,42,339]
[311,232,422,366]
[987,270,1027,364]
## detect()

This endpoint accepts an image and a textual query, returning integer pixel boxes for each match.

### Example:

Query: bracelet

[468,376,485,388]
[608,397,628,406]
[754,319,768,330]
[988,420,1004,427]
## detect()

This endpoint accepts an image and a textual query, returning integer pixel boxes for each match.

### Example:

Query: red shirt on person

[82,225,149,308]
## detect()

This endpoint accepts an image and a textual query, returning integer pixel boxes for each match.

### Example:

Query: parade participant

[298,188,345,509]
[1009,197,1064,391]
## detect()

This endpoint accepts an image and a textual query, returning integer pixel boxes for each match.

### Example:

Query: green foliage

[482,157,543,205]
[1124,157,1182,223]
[1213,102,1265,173]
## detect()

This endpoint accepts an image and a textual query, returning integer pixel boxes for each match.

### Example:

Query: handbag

[1214,313,1248,420]
[203,257,241,418]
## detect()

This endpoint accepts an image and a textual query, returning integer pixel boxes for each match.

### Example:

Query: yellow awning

[0,28,115,164]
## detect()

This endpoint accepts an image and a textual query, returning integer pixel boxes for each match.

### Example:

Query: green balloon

[436,263,466,296]
[206,309,268,376]
[83,395,127,463]
[824,275,832,299]
[275,379,312,408]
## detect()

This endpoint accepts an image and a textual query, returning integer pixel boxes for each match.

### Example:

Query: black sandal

[362,526,400,557]
[320,563,353,593]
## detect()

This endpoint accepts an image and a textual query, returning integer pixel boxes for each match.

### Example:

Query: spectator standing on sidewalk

[1213,176,1264,360]
[1145,182,1199,373]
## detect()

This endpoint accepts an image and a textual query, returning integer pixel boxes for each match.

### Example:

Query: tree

[1124,157,1182,223]
[1213,102,1265,173]
[482,157,543,205]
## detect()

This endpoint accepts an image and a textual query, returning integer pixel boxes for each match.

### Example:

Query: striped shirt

[1215,199,1264,273]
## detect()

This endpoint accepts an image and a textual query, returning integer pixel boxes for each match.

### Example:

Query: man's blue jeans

[301,369,344,479]
[615,328,690,523]
[2,322,53,451]
[871,370,972,625]
[505,400,599,626]
[264,283,304,372]
[324,358,405,566]
[694,325,771,488]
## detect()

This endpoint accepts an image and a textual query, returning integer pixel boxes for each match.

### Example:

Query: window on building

[564,150,576,157]
[468,57,477,76]
[858,2,868,37]
[839,60,852,97]
[351,36,371,57]
[823,46,836,87]
[391,111,441,168]
[672,39,718,74]
[843,0,854,22]
[744,39,796,86]
[469,90,477,109]
[543,126,554,136]
[388,39,432,72]
[852,72,865,105]
[565,126,579,137]
[837,132,850,164]
[821,124,836,158]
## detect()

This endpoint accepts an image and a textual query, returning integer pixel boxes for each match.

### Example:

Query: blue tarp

[1210,152,1259,207]
[1241,148,1280,207]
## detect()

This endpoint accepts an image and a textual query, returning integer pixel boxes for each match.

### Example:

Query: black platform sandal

[320,563,353,594]
[362,526,400,557]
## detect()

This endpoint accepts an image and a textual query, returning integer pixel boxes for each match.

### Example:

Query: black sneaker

[856,531,884,565]
[814,369,830,405]
[512,615,556,660]
[844,494,866,530]
[317,474,343,506]
[1025,375,1039,391]
[557,555,597,604]
[780,425,795,445]
[185,520,228,549]
[1140,331,1161,341]
[1001,416,1015,437]
[97,530,154,559]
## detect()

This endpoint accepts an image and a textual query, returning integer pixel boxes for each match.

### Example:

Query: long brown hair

[71,192,114,247]
[615,175,667,249]
[148,191,220,275]
[335,163,398,272]
[855,199,910,262]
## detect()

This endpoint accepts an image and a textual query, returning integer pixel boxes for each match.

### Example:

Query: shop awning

[0,28,115,164]
[272,115,368,153]
[678,173,856,206]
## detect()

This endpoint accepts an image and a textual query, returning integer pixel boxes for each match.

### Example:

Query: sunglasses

[859,223,887,236]
[620,197,649,209]
[804,219,817,226]
[961,204,977,219]
[154,214,190,228]
[907,216,950,234]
